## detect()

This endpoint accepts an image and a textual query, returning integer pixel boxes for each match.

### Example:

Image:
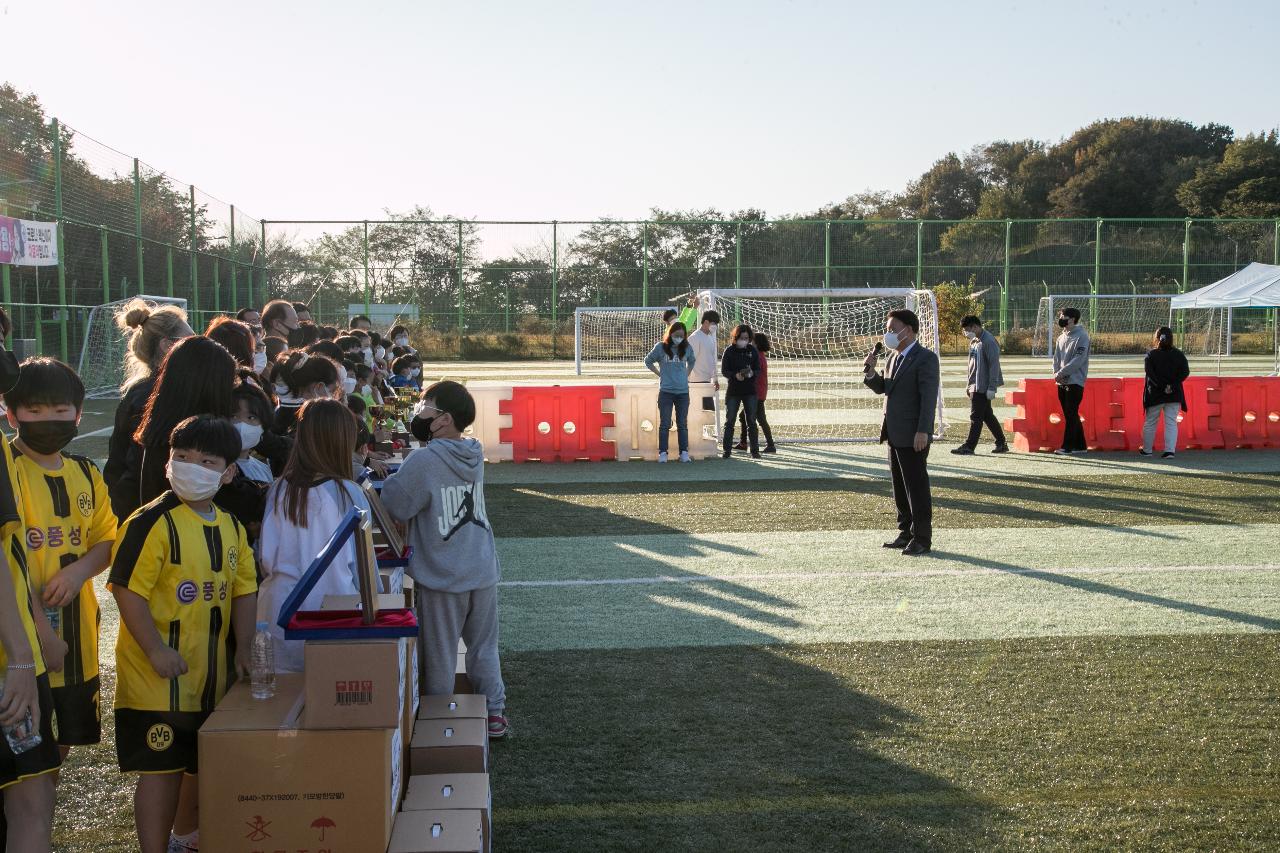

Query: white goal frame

[78,295,188,399]
[1033,293,1232,358]
[698,288,946,444]
[574,306,667,374]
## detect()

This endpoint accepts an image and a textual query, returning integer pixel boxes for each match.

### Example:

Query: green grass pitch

[47,354,1280,851]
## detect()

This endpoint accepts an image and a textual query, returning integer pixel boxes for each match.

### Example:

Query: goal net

[700,288,945,443]
[574,307,669,373]
[1032,294,1228,357]
[78,295,189,399]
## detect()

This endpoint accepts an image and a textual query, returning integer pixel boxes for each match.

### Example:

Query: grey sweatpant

[415,583,506,714]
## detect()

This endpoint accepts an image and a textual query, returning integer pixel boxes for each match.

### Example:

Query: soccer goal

[1031,294,1229,357]
[574,307,670,374]
[78,295,188,399]
[699,288,945,443]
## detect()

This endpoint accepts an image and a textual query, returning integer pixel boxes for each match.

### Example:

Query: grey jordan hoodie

[380,437,500,593]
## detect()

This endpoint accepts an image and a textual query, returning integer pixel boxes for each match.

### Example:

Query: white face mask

[253,351,268,372]
[166,459,225,502]
[396,336,410,347]
[708,324,718,336]
[671,336,684,345]
[342,377,357,394]
[362,348,374,366]
[884,331,902,350]
[410,367,421,378]
[963,329,976,340]
[274,382,289,397]
[234,421,263,451]
[735,339,749,349]
[374,346,385,359]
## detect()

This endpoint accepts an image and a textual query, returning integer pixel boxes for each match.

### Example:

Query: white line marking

[500,563,1280,588]
[73,426,114,440]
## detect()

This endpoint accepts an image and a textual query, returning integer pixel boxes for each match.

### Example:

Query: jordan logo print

[438,483,490,541]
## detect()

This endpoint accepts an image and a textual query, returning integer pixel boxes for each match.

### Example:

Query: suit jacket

[864,344,941,447]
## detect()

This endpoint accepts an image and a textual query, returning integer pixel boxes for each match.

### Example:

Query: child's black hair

[353,363,374,381]
[421,380,475,431]
[169,415,241,466]
[347,394,367,418]
[2,357,85,411]
[306,340,345,362]
[334,335,361,354]
[754,331,771,353]
[232,381,276,430]
[392,354,417,375]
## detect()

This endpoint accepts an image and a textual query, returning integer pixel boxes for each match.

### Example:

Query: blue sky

[5,0,1277,223]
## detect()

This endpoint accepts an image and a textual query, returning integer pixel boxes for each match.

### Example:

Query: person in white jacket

[256,399,369,672]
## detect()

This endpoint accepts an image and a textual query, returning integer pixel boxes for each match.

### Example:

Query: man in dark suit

[863,309,940,556]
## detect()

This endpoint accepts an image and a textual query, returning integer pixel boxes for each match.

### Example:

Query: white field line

[500,562,1280,588]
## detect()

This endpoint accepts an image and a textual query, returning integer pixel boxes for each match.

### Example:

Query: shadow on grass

[938,551,1280,632]
[493,491,1000,851]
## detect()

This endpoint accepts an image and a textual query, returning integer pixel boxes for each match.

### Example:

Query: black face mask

[18,420,78,455]
[1057,318,1069,328]
[410,415,435,443]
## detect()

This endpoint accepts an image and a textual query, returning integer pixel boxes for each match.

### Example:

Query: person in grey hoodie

[643,321,696,463]
[380,380,508,738]
[952,315,1008,454]
[1052,306,1091,454]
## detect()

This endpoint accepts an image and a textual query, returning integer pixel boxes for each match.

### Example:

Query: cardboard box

[200,678,403,853]
[304,639,406,730]
[400,638,420,803]
[410,718,488,775]
[418,694,487,722]
[389,809,483,853]
[403,774,491,853]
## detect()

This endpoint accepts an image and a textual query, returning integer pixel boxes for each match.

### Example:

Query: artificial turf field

[48,355,1280,851]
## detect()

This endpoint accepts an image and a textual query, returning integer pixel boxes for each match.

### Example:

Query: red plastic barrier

[499,385,616,462]
[1004,376,1280,452]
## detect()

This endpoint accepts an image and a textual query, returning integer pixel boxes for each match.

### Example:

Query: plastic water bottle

[0,675,42,755]
[250,621,276,700]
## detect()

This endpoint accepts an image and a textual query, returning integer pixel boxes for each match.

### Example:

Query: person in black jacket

[115,337,238,520]
[103,300,193,518]
[720,324,761,458]
[1140,326,1191,459]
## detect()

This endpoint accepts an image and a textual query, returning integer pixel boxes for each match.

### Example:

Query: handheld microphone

[871,341,884,357]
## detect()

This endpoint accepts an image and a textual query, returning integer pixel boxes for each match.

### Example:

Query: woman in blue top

[644,322,696,463]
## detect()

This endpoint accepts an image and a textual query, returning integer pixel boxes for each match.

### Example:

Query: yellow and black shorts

[114,708,211,775]
[51,676,101,747]
[0,673,62,789]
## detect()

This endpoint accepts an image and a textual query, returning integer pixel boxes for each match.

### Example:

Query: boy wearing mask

[381,382,508,739]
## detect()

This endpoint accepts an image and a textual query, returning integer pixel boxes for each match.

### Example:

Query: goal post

[78,295,188,399]
[698,288,945,443]
[1032,294,1230,357]
[574,306,667,374]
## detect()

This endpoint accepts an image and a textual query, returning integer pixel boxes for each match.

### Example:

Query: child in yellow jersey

[4,358,117,766]
[0,432,60,850]
[110,415,258,853]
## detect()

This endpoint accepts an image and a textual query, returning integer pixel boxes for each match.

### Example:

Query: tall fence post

[166,247,174,298]
[1091,218,1102,330]
[915,220,923,287]
[362,221,371,319]
[100,226,110,305]
[51,118,68,360]
[551,221,559,357]
[189,187,199,323]
[1179,218,1191,344]
[456,221,465,357]
[213,257,220,316]
[1001,219,1012,335]
[258,221,267,307]
[641,222,649,306]
[133,158,143,293]
[734,221,742,289]
[229,205,237,312]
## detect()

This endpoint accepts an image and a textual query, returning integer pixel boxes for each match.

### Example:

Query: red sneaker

[487,714,510,739]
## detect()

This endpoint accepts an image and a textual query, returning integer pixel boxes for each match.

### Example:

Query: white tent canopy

[1170,262,1280,309]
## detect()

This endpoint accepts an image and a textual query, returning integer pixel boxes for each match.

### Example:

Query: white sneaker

[679,452,691,463]
[1053,448,1071,455]
[658,452,668,463]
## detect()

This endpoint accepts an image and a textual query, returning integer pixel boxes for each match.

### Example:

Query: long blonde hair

[115,299,193,390]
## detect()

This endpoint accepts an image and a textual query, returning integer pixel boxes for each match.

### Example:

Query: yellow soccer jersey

[0,438,44,676]
[109,492,257,712]
[13,448,116,688]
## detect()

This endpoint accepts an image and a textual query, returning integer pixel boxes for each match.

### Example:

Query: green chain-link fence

[3,111,1278,362]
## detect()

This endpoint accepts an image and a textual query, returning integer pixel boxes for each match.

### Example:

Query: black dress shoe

[722,449,732,459]
[950,446,974,455]
[883,534,912,549]
[901,541,931,556]
[991,444,1010,454]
